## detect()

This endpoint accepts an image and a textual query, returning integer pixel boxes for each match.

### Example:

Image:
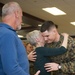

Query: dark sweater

[34,46,67,75]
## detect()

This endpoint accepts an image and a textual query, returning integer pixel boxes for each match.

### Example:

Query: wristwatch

[58,65,61,69]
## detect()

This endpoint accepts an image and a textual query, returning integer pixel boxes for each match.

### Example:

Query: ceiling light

[42,7,66,16]
[38,24,42,27]
[18,35,24,38]
[70,22,75,26]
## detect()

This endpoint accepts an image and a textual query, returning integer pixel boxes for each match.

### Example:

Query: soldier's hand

[28,50,37,62]
[34,70,40,75]
[44,63,59,72]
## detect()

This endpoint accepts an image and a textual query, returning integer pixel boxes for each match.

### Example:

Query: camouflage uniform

[45,34,75,75]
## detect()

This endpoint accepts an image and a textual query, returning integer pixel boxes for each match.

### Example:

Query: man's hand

[28,50,37,62]
[44,63,59,72]
[34,70,40,75]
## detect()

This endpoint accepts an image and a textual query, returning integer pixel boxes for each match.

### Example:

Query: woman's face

[39,33,45,45]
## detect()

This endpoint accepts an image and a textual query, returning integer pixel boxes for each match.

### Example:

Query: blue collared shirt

[0,23,29,75]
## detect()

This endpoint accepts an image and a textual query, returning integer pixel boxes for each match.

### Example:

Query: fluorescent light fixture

[70,22,75,26]
[38,24,42,27]
[18,35,24,38]
[42,7,66,16]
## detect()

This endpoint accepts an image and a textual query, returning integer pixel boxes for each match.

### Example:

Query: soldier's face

[41,30,56,43]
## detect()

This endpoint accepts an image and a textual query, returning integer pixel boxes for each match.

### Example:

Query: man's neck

[54,33,60,42]
[2,15,16,30]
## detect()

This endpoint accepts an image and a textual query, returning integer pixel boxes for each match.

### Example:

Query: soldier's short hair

[40,21,58,32]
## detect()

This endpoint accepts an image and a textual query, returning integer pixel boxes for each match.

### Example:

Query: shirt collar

[0,22,16,32]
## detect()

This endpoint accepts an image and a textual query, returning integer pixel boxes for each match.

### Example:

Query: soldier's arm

[44,36,75,73]
[60,36,75,73]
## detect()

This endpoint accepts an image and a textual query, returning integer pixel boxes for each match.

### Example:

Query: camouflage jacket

[45,34,75,75]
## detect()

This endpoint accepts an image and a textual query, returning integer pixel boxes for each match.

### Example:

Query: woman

[26,30,68,75]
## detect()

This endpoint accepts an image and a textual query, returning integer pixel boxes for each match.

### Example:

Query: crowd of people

[0,1,75,75]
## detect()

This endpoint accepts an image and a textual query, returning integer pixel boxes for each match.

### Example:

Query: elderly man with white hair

[0,1,40,75]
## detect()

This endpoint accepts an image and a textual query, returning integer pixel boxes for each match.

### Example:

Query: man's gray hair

[2,2,21,17]
[26,30,40,46]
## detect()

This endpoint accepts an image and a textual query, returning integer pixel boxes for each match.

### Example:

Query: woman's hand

[34,70,40,75]
[61,33,69,38]
[28,50,37,62]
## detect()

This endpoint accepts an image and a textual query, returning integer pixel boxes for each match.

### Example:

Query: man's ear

[14,10,19,18]
[52,28,57,33]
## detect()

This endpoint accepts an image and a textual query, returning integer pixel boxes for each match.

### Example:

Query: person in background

[23,42,36,75]
[26,43,36,75]
[40,21,75,75]
[0,1,40,75]
[26,43,34,54]
[26,30,68,75]
[23,41,37,62]
[26,43,35,75]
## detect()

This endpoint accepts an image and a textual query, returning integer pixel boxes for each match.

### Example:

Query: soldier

[26,43,36,75]
[40,21,75,75]
[26,30,68,75]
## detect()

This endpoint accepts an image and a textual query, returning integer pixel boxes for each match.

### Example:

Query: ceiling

[0,0,75,38]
